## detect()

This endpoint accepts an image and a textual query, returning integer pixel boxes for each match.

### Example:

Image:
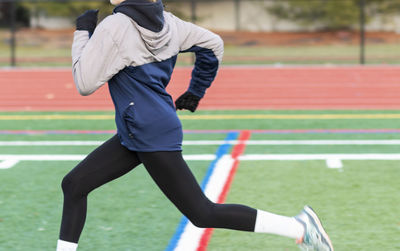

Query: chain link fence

[1,0,400,67]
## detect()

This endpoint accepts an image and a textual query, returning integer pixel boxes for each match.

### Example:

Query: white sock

[56,240,78,251]
[254,209,304,239]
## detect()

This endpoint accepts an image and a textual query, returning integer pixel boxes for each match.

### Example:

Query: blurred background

[1,0,400,67]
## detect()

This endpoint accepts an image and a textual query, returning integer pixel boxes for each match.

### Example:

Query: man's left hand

[175,91,201,112]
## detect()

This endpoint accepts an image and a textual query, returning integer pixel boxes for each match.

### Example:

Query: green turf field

[0,110,400,250]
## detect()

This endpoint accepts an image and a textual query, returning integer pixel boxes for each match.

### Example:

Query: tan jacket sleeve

[71,25,127,96]
[175,16,224,63]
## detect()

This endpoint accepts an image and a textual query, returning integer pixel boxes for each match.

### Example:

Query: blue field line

[164,131,239,251]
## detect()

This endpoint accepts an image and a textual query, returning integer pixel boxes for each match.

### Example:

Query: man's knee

[187,202,218,228]
[61,173,87,200]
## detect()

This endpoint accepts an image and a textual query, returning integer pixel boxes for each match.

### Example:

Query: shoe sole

[304,206,334,251]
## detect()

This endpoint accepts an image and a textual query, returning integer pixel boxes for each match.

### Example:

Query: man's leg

[57,135,141,250]
[137,151,303,235]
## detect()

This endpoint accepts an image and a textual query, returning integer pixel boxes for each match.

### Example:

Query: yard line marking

[0,159,19,169]
[0,155,87,161]
[2,154,400,162]
[183,155,216,161]
[2,114,400,120]
[0,115,114,120]
[179,114,400,120]
[0,130,117,135]
[249,129,400,134]
[0,154,215,169]
[3,139,400,146]
[166,132,239,251]
[239,154,400,160]
[326,159,343,169]
[185,140,400,145]
[2,154,400,170]
[0,141,105,146]
[184,129,400,134]
[0,154,215,162]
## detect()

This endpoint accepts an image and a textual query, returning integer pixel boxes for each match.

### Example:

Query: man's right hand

[76,10,99,35]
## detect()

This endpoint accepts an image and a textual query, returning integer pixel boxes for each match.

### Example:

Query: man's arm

[72,11,128,96]
[174,15,224,112]
[178,20,224,98]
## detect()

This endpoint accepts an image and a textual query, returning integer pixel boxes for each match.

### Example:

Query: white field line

[185,140,400,145]
[326,159,343,169]
[2,154,400,162]
[0,154,214,169]
[1,154,400,170]
[0,154,215,161]
[3,140,400,146]
[0,141,105,146]
[238,154,400,160]
[174,155,235,251]
[0,155,87,161]
[0,159,19,169]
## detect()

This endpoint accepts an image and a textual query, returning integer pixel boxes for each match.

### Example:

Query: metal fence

[1,0,400,67]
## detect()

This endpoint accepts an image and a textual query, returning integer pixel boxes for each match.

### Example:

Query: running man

[56,0,334,250]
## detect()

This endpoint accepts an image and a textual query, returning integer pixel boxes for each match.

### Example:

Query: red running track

[1,66,400,111]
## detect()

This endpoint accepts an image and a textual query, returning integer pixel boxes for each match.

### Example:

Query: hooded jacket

[71,0,223,151]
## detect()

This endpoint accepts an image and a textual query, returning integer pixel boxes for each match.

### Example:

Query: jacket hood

[135,20,171,56]
[114,0,164,32]
[114,0,170,57]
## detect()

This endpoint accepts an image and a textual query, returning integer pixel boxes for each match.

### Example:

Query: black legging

[59,135,257,243]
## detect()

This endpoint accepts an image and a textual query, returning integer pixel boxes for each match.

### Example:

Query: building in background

[166,0,400,33]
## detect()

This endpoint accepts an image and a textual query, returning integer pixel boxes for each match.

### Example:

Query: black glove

[76,10,99,34]
[175,91,201,112]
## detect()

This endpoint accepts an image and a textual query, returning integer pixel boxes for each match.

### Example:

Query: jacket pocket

[122,101,136,138]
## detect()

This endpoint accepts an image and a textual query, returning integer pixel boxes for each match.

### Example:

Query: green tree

[267,0,400,30]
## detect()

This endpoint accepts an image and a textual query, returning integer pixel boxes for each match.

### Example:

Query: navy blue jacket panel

[109,57,183,152]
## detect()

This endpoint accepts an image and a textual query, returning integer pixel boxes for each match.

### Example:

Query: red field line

[1,66,400,111]
[197,130,251,251]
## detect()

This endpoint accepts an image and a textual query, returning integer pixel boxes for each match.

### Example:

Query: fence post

[10,0,17,67]
[234,0,240,31]
[191,0,197,23]
[359,0,366,65]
